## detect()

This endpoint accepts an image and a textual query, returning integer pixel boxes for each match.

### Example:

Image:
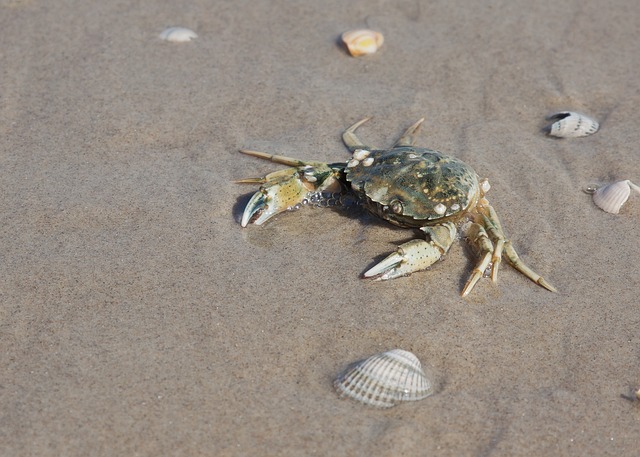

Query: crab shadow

[232,192,254,224]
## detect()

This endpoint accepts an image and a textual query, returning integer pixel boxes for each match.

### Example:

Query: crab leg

[502,242,557,292]
[364,222,456,280]
[236,149,345,226]
[479,211,504,282]
[476,198,557,293]
[342,117,373,152]
[461,223,495,296]
[393,118,426,147]
[238,149,311,167]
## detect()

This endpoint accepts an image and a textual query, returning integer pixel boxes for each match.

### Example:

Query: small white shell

[334,349,434,408]
[352,149,370,160]
[434,203,447,215]
[589,180,640,214]
[546,111,599,138]
[341,29,384,56]
[480,178,491,194]
[159,27,198,43]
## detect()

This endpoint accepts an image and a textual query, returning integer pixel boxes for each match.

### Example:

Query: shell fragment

[546,111,599,138]
[159,27,197,42]
[341,29,384,57]
[587,180,640,214]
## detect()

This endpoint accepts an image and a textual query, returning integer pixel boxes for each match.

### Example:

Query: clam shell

[159,27,197,42]
[590,180,640,214]
[341,29,384,56]
[546,111,599,138]
[334,349,434,408]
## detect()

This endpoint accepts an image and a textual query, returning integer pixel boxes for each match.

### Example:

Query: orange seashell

[341,29,384,56]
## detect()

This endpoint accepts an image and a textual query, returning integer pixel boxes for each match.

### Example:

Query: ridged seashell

[341,29,384,56]
[334,349,434,408]
[587,180,640,214]
[546,111,599,138]
[159,27,197,43]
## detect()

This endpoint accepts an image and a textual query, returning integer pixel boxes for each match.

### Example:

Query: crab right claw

[364,223,456,280]
[237,149,344,226]
[239,167,317,226]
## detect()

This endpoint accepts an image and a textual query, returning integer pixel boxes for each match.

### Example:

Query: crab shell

[345,147,482,228]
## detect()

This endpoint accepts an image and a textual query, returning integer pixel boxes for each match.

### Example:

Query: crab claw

[364,223,456,280]
[238,158,344,226]
[241,189,274,226]
[240,168,313,226]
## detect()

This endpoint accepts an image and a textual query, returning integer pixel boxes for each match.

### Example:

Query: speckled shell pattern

[345,147,481,227]
[334,349,434,408]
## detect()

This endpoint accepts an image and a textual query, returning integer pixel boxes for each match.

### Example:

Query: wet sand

[1,0,639,455]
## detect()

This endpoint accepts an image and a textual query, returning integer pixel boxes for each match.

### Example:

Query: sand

[1,0,639,455]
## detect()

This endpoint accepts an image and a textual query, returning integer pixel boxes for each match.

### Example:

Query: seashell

[587,180,640,214]
[434,203,447,215]
[546,111,599,138]
[352,149,371,160]
[341,29,384,57]
[334,349,434,408]
[159,27,198,43]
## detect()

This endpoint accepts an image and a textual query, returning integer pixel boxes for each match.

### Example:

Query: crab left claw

[364,223,457,280]
[237,149,344,226]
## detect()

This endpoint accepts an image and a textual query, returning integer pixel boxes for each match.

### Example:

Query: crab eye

[389,199,404,214]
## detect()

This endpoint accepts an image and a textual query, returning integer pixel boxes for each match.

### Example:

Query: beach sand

[1,0,639,455]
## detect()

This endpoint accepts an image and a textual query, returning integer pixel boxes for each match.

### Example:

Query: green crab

[237,118,556,296]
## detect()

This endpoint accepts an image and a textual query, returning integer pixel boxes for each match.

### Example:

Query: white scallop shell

[341,29,384,56]
[334,349,434,408]
[590,180,640,214]
[546,111,599,138]
[159,27,198,43]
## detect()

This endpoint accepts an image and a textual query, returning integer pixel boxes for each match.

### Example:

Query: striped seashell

[589,180,640,214]
[159,27,197,42]
[334,349,434,408]
[341,29,384,56]
[546,111,599,138]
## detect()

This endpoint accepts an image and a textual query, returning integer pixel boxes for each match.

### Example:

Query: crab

[237,118,556,296]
